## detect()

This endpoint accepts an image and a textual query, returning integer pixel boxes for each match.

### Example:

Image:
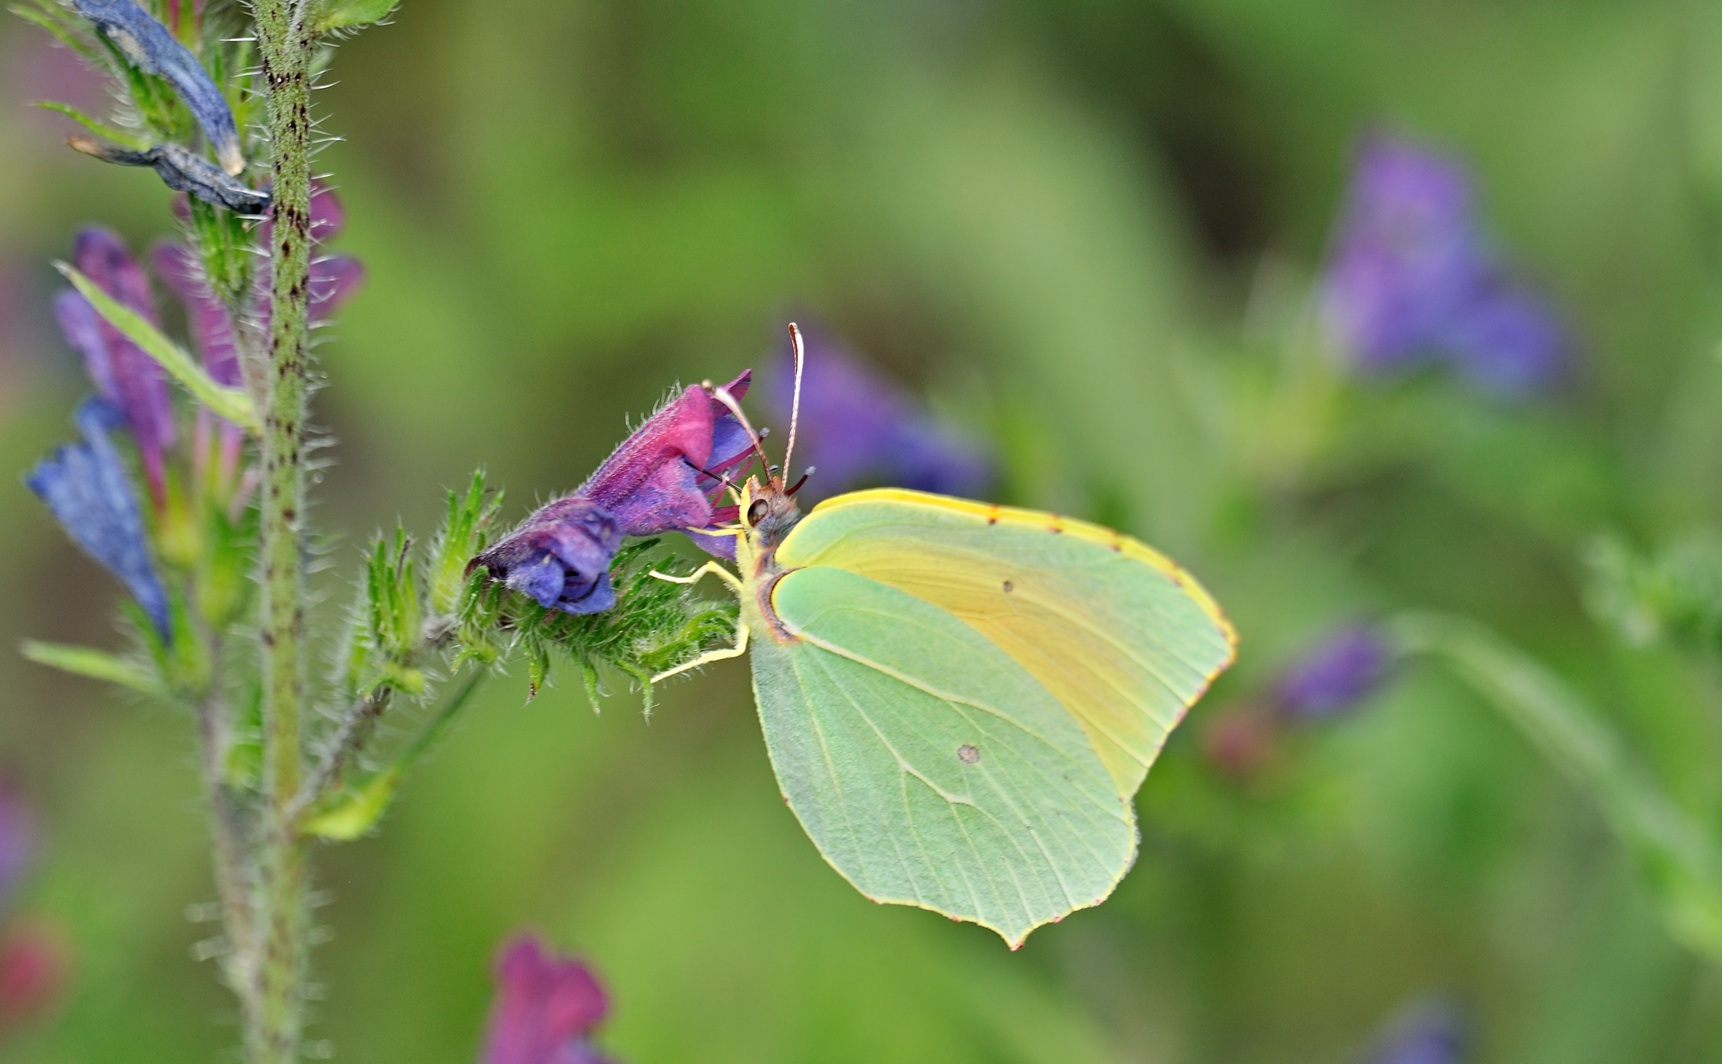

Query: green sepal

[301,767,401,841]
[34,101,150,150]
[311,0,397,33]
[20,640,161,694]
[56,263,261,432]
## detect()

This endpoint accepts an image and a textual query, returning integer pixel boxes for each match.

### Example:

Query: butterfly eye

[746,498,770,526]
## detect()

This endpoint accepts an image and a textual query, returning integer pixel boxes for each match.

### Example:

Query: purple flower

[767,326,993,501]
[1322,133,1569,398]
[0,788,36,912]
[479,934,615,1064]
[27,399,172,640]
[473,498,621,615]
[1363,999,1469,1064]
[262,182,364,325]
[59,228,175,506]
[69,0,243,175]
[578,373,754,540]
[1272,624,1395,721]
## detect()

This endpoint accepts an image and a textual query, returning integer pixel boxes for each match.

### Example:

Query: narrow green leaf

[21,640,160,694]
[56,263,261,433]
[11,4,103,62]
[34,101,150,150]
[312,0,397,32]
[301,767,400,841]
[1396,612,1722,960]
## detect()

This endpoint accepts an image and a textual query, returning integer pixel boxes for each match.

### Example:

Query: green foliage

[20,640,161,695]
[457,539,740,714]
[1586,534,1722,659]
[310,0,397,34]
[32,101,149,149]
[1397,613,1722,961]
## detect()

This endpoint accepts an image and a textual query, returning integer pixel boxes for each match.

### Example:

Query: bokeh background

[3,0,1722,1060]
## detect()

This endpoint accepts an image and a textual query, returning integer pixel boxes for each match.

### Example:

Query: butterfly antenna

[704,380,778,487]
[782,322,806,486]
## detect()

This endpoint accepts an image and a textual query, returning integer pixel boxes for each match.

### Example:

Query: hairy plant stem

[195,678,255,1003]
[251,0,315,1059]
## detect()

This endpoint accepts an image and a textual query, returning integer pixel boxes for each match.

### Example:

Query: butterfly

[658,325,1236,947]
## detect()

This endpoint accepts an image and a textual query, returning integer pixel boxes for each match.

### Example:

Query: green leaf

[21,640,161,694]
[301,767,401,841]
[1395,612,1722,960]
[56,263,261,433]
[33,101,150,150]
[312,0,397,32]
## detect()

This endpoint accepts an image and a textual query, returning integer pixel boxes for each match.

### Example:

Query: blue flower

[1364,999,1469,1064]
[1322,133,1570,398]
[70,0,244,175]
[472,498,621,615]
[767,325,993,501]
[27,398,172,640]
[1272,624,1395,720]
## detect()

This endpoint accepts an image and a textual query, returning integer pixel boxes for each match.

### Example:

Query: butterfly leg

[648,560,743,594]
[650,620,749,683]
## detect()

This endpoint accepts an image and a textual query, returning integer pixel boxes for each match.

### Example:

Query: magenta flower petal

[150,243,239,386]
[65,228,174,502]
[309,254,363,321]
[579,371,752,540]
[479,934,613,1064]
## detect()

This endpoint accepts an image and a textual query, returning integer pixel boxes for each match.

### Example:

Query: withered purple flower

[1273,624,1395,721]
[58,228,174,505]
[69,0,244,175]
[479,934,615,1064]
[68,137,269,214]
[766,325,992,501]
[1321,133,1569,398]
[27,399,172,640]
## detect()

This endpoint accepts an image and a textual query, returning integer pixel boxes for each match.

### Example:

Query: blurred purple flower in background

[1322,133,1570,398]
[58,228,175,505]
[1362,999,1470,1064]
[767,325,993,501]
[0,788,35,912]
[479,934,616,1064]
[1272,624,1395,720]
[27,398,172,639]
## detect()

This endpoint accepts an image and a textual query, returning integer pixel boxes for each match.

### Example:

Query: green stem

[251,0,315,1059]
[195,682,256,1006]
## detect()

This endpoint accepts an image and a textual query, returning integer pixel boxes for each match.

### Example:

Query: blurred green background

[4,0,1722,1060]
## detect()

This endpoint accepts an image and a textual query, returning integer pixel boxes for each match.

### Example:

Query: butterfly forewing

[745,564,1136,947]
[774,489,1236,798]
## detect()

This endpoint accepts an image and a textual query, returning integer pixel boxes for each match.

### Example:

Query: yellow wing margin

[777,488,1237,798]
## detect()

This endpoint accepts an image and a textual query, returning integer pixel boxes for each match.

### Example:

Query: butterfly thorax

[734,478,803,643]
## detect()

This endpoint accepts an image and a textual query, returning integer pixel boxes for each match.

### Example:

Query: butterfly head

[704,322,816,553]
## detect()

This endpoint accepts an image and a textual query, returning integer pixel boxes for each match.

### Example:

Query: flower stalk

[251,0,315,1057]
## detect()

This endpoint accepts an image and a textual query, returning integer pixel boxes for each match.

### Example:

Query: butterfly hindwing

[774,489,1236,797]
[746,564,1136,947]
